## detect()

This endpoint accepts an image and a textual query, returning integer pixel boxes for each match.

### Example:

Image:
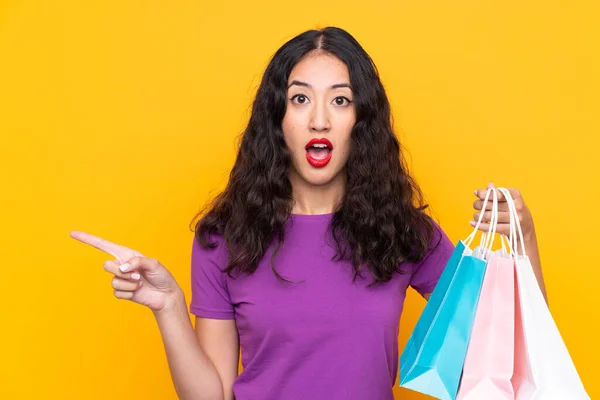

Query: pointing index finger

[70,230,143,262]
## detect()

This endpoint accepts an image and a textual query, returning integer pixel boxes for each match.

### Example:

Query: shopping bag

[457,188,515,399]
[399,188,499,400]
[502,188,590,399]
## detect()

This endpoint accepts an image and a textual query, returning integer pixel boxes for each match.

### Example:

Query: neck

[289,169,346,215]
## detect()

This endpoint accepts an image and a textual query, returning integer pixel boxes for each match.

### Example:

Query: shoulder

[191,231,230,272]
[419,219,455,267]
[406,219,455,296]
[189,232,235,318]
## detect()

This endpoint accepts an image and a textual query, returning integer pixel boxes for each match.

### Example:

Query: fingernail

[119,263,130,272]
[131,272,140,280]
[474,190,478,196]
[470,221,476,226]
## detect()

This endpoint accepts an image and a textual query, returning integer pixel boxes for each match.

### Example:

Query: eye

[333,96,352,106]
[291,94,309,104]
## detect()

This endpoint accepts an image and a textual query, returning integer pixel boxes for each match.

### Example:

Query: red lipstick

[305,138,333,168]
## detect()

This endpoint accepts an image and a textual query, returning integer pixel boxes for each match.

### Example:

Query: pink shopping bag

[457,250,515,400]
[457,188,515,399]
[456,253,515,399]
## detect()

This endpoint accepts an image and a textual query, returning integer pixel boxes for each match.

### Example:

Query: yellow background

[1,1,598,399]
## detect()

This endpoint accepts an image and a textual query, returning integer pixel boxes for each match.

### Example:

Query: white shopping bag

[501,188,589,400]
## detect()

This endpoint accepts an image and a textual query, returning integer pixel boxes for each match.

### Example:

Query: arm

[186,235,240,399]
[519,226,548,304]
[68,231,235,400]
[154,292,229,400]
[195,316,240,400]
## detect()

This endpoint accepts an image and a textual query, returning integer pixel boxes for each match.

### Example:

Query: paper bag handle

[498,187,527,257]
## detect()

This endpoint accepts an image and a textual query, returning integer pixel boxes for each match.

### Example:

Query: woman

[71,27,546,400]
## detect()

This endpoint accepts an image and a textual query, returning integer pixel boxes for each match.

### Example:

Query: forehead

[288,51,350,86]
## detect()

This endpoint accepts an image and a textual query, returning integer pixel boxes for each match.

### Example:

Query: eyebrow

[287,80,353,91]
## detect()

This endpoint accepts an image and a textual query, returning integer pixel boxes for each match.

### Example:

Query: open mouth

[305,138,333,168]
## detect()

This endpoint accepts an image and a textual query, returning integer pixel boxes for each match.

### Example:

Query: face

[282,51,356,188]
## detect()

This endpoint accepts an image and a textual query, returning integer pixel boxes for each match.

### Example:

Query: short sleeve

[409,222,455,297]
[189,235,235,319]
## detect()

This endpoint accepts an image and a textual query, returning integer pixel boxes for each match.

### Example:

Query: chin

[305,176,334,186]
[300,168,342,186]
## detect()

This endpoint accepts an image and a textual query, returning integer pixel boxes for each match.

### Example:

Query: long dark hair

[190,26,439,285]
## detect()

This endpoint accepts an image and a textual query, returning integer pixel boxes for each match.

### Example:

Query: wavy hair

[191,26,439,286]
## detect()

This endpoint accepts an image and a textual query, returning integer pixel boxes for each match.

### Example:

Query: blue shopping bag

[399,188,499,400]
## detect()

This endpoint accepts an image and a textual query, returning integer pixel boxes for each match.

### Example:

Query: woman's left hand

[471,183,536,243]
[472,183,547,303]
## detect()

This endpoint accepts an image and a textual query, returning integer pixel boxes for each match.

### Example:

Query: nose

[308,102,331,133]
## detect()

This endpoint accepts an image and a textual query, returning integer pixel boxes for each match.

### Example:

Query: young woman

[71,27,547,400]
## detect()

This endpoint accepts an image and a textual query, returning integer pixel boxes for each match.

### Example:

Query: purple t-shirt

[190,213,454,400]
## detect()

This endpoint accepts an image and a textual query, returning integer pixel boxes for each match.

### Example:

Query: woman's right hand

[70,230,183,312]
